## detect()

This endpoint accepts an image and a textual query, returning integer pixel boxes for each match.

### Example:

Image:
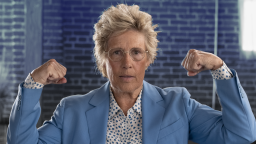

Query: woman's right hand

[30,59,67,85]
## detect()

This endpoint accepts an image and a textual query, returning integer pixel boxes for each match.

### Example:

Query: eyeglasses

[105,48,148,62]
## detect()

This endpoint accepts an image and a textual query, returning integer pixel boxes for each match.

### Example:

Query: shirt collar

[108,85,143,119]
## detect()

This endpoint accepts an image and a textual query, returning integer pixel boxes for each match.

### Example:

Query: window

[240,0,256,51]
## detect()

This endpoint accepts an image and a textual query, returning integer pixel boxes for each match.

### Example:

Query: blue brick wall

[40,0,256,130]
[0,0,26,143]
[0,0,26,116]
[0,0,255,143]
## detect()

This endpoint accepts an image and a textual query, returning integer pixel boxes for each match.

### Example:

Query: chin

[117,82,142,92]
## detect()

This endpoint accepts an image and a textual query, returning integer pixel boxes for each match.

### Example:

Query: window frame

[238,0,256,59]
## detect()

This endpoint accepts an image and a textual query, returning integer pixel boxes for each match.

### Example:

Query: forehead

[107,30,146,50]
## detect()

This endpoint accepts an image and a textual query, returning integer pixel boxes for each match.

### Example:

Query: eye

[131,49,142,55]
[112,50,122,55]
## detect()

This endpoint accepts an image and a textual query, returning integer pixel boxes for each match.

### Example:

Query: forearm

[215,69,256,142]
[7,82,43,144]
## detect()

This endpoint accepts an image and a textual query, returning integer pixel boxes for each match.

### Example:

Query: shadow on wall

[0,48,11,122]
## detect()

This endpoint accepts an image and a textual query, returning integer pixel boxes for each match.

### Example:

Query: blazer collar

[85,80,165,144]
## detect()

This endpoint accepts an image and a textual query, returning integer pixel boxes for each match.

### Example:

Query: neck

[110,83,143,116]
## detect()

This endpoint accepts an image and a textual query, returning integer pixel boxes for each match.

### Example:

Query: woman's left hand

[181,49,223,76]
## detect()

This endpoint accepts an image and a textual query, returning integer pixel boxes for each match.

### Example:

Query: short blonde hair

[93,4,159,77]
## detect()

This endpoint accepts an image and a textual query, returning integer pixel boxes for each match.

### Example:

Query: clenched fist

[181,49,223,76]
[30,59,67,85]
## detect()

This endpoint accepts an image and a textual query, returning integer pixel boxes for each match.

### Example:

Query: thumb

[187,71,199,76]
[56,77,67,84]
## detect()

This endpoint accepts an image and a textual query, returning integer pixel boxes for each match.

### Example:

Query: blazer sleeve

[183,69,256,144]
[7,82,64,144]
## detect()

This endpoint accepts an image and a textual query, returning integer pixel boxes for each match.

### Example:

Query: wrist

[212,59,223,71]
[30,71,45,85]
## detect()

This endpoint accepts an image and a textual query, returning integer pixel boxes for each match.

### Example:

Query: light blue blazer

[7,69,256,144]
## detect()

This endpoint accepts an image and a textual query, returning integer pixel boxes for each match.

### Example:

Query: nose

[122,51,132,69]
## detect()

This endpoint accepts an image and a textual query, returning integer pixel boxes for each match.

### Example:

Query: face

[104,30,150,94]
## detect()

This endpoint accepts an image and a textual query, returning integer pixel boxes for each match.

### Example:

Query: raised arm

[7,59,67,144]
[181,49,256,144]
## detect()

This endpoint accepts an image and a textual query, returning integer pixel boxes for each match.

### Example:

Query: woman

[7,4,256,144]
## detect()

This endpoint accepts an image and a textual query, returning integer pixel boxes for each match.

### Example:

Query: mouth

[119,75,134,78]
[119,75,134,81]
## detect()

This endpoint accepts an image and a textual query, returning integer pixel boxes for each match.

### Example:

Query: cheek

[105,62,117,79]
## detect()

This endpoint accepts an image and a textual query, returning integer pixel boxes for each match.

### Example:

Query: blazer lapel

[85,81,110,144]
[142,80,166,144]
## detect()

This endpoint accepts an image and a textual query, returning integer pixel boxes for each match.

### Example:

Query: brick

[207,9,226,14]
[66,62,82,66]
[81,80,89,84]
[161,26,178,31]
[198,15,214,20]
[66,73,82,78]
[13,24,22,29]
[68,37,76,41]
[145,74,159,79]
[199,27,214,31]
[190,21,208,26]
[162,2,198,7]
[13,17,24,22]
[4,18,12,23]
[170,8,187,13]
[79,38,86,41]
[84,74,101,78]
[218,26,234,31]
[154,20,168,25]
[62,12,81,17]
[73,6,91,12]
[64,50,83,54]
[63,1,83,5]
[74,44,92,48]
[179,14,196,19]
[179,27,197,31]
[189,45,206,49]
[140,1,160,7]
[153,68,170,73]
[74,31,89,35]
[171,20,187,25]
[83,62,96,67]
[174,38,191,43]
[14,51,23,56]
[83,13,99,18]
[162,74,179,79]
[151,8,168,13]
[159,14,176,19]
[4,32,12,37]
[74,56,91,60]
[75,18,91,24]
[188,33,205,37]
[13,4,24,9]
[13,45,24,49]
[163,62,180,67]
[84,1,102,6]
[219,2,237,8]
[189,8,206,13]
[13,11,24,16]
[62,18,72,23]
[63,25,82,29]
[219,15,238,20]
[62,6,72,11]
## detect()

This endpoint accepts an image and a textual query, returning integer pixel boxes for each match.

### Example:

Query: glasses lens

[130,48,145,61]
[109,48,123,61]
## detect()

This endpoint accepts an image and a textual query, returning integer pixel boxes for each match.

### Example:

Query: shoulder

[59,88,99,110]
[154,85,191,99]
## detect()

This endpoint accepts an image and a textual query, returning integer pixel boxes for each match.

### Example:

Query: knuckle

[49,59,56,62]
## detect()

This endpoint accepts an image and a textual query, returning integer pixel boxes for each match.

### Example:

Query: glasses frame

[104,48,149,62]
